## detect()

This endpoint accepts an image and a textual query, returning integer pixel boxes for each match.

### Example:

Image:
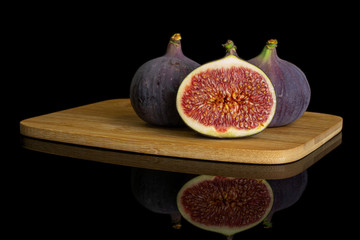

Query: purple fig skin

[130,34,200,127]
[131,168,195,229]
[248,40,311,127]
[263,171,308,228]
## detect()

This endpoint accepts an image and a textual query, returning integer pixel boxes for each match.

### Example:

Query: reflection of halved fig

[177,40,276,138]
[131,168,193,229]
[177,175,274,239]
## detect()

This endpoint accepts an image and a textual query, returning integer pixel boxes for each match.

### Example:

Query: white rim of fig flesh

[176,55,276,138]
[177,175,274,236]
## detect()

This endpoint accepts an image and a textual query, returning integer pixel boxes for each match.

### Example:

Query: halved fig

[176,40,276,138]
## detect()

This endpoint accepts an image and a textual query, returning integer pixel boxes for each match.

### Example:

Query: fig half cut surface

[176,41,276,138]
[177,175,274,238]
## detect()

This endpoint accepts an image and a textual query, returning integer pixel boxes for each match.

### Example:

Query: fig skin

[263,171,308,228]
[248,39,311,127]
[176,40,276,138]
[130,33,200,127]
[131,168,194,229]
[177,175,274,239]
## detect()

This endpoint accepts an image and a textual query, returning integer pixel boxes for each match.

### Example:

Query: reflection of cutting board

[20,99,343,164]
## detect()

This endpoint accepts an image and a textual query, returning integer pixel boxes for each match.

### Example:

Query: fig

[129,33,200,127]
[176,40,276,138]
[177,175,274,239]
[131,168,194,229]
[263,171,308,228]
[248,39,311,127]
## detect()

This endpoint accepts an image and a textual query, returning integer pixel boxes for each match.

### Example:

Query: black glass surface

[11,9,355,238]
[14,132,351,239]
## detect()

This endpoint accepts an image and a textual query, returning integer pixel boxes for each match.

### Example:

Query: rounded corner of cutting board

[19,119,32,134]
[236,148,304,165]
[265,149,303,165]
[19,118,39,139]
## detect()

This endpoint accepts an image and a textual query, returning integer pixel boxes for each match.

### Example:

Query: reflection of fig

[176,40,276,138]
[131,168,193,229]
[263,171,308,228]
[177,175,274,239]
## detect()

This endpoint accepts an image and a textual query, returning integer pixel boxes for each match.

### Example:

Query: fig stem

[165,33,184,58]
[258,39,278,61]
[263,218,273,228]
[266,39,278,49]
[223,40,239,57]
[170,33,181,46]
[170,212,182,229]
[226,235,234,240]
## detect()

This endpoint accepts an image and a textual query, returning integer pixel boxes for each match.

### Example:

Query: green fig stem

[263,218,273,229]
[223,40,239,57]
[258,39,278,61]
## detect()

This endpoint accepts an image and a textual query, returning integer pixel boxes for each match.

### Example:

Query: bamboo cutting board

[20,99,343,164]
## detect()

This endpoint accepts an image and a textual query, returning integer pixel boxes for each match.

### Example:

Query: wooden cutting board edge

[19,99,343,165]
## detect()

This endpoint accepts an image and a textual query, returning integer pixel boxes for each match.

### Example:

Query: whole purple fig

[130,33,200,127]
[248,39,311,127]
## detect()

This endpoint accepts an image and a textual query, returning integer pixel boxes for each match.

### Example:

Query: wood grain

[20,99,343,164]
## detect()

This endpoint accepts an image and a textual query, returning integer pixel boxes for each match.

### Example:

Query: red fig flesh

[248,39,311,127]
[176,41,276,138]
[177,175,274,238]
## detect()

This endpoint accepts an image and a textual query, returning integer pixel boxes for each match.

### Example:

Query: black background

[13,6,353,125]
[10,3,357,239]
